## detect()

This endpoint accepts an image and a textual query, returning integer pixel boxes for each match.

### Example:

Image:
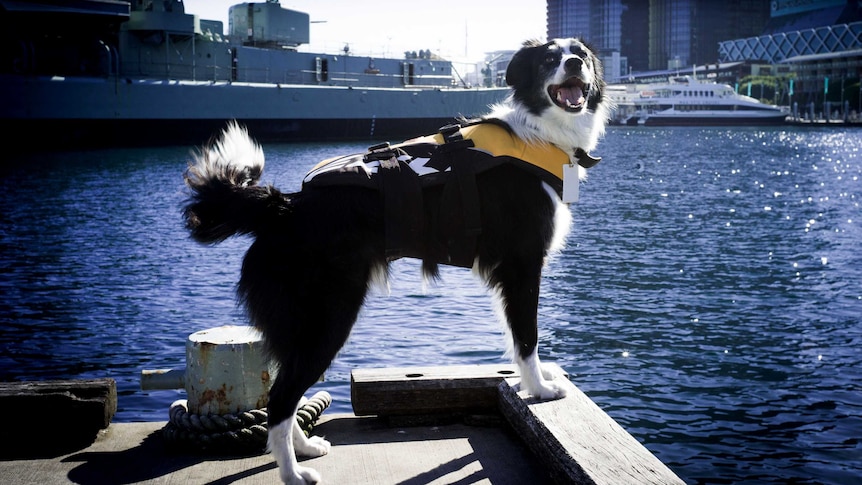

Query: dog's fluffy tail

[183,122,289,244]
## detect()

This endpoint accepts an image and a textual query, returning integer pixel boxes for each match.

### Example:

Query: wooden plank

[351,364,521,416]
[498,375,685,485]
[0,378,117,458]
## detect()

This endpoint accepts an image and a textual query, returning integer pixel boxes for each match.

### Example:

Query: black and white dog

[183,38,610,484]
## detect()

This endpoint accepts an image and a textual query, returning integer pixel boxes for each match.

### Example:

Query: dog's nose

[565,57,583,72]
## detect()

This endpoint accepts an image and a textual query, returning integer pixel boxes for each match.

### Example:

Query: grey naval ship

[1,0,510,150]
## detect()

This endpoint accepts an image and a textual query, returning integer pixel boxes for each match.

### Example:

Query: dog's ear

[505,39,544,89]
[587,52,606,111]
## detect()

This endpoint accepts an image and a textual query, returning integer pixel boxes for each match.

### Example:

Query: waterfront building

[719,1,862,112]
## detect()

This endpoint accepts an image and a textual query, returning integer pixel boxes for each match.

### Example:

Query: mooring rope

[162,391,332,452]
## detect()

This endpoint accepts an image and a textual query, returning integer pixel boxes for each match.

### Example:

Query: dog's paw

[530,381,566,401]
[280,464,322,484]
[540,363,568,382]
[524,377,568,401]
[294,435,331,458]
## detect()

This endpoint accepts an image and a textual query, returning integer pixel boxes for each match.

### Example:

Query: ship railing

[234,65,458,89]
[119,60,234,83]
[117,61,473,90]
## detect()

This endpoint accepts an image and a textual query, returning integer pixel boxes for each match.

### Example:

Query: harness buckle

[438,124,464,143]
[365,142,400,164]
[367,142,391,152]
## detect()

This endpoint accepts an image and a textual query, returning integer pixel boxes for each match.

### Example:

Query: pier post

[183,325,277,415]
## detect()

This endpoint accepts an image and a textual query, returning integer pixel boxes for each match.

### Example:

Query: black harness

[302,121,599,267]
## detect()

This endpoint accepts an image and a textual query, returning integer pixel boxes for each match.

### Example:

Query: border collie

[183,38,610,484]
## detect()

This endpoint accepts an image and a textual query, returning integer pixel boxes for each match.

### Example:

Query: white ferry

[608,76,788,126]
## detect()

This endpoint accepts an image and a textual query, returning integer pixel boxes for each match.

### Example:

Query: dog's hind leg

[292,412,331,457]
[268,416,319,485]
[266,306,364,485]
[265,395,333,485]
[266,330,353,484]
[255,252,381,484]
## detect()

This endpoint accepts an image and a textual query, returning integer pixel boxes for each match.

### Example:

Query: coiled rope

[162,391,332,453]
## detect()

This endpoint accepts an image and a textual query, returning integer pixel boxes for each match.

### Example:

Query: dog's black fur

[183,38,610,484]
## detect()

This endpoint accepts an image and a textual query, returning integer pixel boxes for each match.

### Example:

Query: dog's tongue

[558,85,585,107]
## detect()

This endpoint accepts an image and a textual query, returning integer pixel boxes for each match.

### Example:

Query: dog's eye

[544,53,558,64]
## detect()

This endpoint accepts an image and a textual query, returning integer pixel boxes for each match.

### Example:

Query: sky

[182,0,547,62]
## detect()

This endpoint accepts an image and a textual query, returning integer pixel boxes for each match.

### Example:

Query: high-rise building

[546,0,627,79]
[647,0,769,70]
[546,0,592,40]
[648,0,692,70]
[620,1,649,72]
[545,0,769,77]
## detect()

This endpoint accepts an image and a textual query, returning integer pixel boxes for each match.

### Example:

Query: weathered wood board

[351,364,521,416]
[0,378,117,458]
[498,376,685,485]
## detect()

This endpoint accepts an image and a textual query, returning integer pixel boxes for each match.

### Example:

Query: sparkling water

[2,126,860,483]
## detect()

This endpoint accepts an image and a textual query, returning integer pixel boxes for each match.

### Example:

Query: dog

[183,38,610,484]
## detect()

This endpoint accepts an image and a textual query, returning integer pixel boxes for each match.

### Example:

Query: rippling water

[2,127,860,483]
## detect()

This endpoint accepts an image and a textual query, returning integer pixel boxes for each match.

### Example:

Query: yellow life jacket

[403,122,572,181]
[303,121,599,196]
[301,121,599,267]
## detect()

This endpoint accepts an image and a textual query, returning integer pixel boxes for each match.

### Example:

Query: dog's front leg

[494,261,568,401]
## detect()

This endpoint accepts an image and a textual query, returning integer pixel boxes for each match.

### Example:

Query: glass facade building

[719,22,862,64]
[546,0,769,77]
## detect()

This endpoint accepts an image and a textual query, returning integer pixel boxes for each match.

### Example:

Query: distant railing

[118,62,472,89]
[233,65,457,88]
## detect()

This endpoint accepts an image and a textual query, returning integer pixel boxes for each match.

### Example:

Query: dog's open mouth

[548,77,587,112]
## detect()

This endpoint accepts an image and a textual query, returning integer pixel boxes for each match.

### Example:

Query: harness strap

[301,121,602,268]
[431,150,481,267]
[369,147,424,260]
[432,127,489,268]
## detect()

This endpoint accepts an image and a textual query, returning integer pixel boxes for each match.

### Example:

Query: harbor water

[1,126,860,484]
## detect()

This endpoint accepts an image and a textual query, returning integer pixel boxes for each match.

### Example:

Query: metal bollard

[141,325,278,414]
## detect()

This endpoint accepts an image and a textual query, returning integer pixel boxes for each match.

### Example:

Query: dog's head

[506,38,605,116]
[491,38,610,157]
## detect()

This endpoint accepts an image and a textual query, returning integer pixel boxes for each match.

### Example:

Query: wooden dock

[0,365,684,484]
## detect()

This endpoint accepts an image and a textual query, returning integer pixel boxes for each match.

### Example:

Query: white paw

[537,379,569,400]
[281,464,322,484]
[540,363,567,381]
[295,435,331,458]
[523,377,568,400]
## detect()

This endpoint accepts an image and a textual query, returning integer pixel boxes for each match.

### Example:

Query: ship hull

[2,75,509,149]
